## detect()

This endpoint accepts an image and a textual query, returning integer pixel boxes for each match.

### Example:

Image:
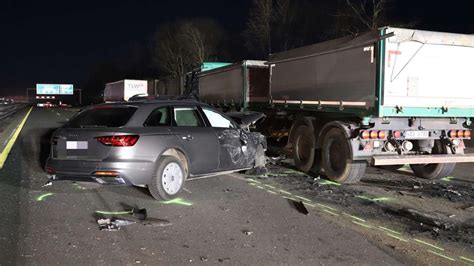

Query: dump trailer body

[268,27,474,118]
[198,60,269,109]
[104,79,148,102]
[380,28,474,117]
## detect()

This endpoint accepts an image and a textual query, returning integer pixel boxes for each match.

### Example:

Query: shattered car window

[174,107,204,127]
[202,108,236,128]
[67,106,137,128]
[144,106,171,127]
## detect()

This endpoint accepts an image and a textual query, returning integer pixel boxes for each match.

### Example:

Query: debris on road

[42,181,52,187]
[385,207,452,229]
[288,199,309,215]
[242,230,253,236]
[97,218,136,231]
[95,208,147,220]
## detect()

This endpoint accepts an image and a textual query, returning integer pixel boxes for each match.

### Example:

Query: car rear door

[171,105,218,175]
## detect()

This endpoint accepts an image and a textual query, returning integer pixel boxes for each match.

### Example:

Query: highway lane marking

[414,239,444,251]
[426,250,456,262]
[232,174,471,262]
[0,107,33,169]
[460,256,474,263]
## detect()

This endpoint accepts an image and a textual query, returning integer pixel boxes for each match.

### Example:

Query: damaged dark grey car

[45,100,266,200]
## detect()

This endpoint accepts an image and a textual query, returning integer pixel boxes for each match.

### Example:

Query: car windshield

[67,106,137,128]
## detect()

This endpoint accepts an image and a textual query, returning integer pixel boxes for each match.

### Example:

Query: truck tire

[292,125,316,172]
[410,163,456,180]
[410,140,456,180]
[321,128,366,183]
[149,156,186,200]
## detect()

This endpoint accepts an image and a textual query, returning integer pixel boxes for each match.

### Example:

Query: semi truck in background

[193,27,474,184]
[104,79,148,102]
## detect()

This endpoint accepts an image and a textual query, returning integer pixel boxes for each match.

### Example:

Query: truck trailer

[196,27,474,183]
[104,79,148,102]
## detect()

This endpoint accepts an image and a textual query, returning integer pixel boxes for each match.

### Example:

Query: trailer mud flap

[372,154,474,166]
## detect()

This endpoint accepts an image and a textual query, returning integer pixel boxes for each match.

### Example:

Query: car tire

[321,128,366,183]
[149,156,186,200]
[292,125,316,172]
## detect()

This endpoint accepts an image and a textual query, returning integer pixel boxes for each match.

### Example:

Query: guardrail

[0,104,28,121]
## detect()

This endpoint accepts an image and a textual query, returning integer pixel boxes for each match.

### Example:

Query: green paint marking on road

[0,107,33,169]
[255,185,265,190]
[386,233,409,242]
[460,256,474,263]
[72,183,86,190]
[414,239,444,251]
[279,189,292,195]
[316,203,337,211]
[356,195,392,202]
[264,184,276,189]
[161,198,193,206]
[305,202,316,208]
[96,210,131,215]
[322,209,339,216]
[282,196,298,201]
[378,226,401,235]
[441,176,455,182]
[319,180,341,186]
[295,195,312,202]
[266,190,277,195]
[343,212,366,222]
[246,178,261,184]
[248,182,257,186]
[352,220,372,228]
[268,173,291,177]
[36,192,54,202]
[426,250,456,262]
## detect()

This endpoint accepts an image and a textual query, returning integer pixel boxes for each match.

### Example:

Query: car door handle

[182,135,193,141]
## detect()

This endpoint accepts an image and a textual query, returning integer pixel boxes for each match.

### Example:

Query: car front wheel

[149,156,186,200]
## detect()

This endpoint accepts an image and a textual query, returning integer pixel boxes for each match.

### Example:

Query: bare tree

[243,0,273,58]
[345,0,389,30]
[151,18,227,78]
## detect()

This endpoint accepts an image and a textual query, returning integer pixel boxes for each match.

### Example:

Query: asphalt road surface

[0,107,472,265]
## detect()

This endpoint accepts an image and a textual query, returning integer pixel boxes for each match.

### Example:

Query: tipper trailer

[196,27,474,183]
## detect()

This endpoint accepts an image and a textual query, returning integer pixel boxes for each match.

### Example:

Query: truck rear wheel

[410,140,455,180]
[292,125,315,172]
[321,128,366,183]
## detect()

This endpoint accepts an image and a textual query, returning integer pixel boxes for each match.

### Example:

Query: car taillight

[464,130,471,138]
[95,135,139,146]
[370,131,378,139]
[361,131,370,139]
[449,130,457,138]
[456,130,464,138]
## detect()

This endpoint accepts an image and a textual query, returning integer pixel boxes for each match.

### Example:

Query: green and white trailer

[197,27,474,183]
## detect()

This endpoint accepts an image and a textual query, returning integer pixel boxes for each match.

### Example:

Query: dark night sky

[1,0,473,96]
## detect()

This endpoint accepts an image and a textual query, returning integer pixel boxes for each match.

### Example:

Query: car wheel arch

[158,148,190,178]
